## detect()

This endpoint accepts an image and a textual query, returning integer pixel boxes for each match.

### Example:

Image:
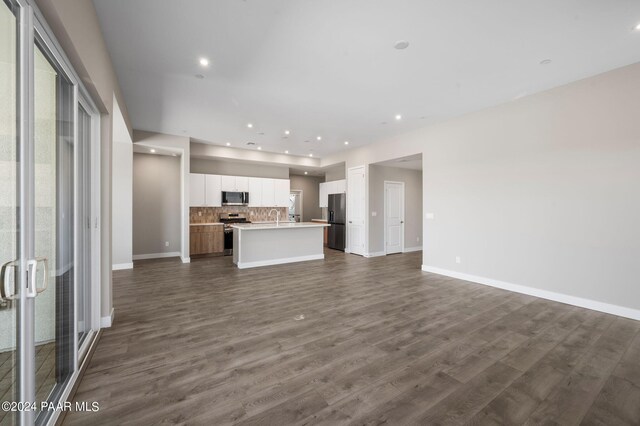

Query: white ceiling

[94,0,640,159]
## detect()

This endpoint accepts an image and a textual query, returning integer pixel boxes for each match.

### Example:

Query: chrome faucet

[268,209,280,226]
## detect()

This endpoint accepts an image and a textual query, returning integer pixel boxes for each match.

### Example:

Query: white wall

[111,96,133,269]
[368,165,422,254]
[289,174,324,222]
[191,157,289,179]
[132,153,181,257]
[134,130,190,262]
[324,164,346,181]
[321,62,640,318]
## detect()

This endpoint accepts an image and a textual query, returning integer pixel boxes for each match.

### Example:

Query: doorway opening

[370,154,422,256]
[289,190,303,222]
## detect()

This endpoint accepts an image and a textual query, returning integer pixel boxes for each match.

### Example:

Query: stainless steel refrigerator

[328,193,346,251]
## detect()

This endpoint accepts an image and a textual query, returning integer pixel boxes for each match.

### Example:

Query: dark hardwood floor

[64,250,640,425]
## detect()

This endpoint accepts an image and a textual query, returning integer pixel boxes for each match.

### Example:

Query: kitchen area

[188,171,346,268]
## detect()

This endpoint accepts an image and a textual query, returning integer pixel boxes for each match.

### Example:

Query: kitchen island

[232,222,330,269]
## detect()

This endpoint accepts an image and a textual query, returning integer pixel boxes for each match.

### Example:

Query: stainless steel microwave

[222,191,249,206]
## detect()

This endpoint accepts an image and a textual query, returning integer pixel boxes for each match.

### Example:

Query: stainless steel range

[219,213,251,256]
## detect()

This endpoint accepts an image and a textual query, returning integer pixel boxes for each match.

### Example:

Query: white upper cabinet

[190,174,206,207]
[261,178,275,207]
[274,179,290,207]
[248,177,263,207]
[319,182,328,208]
[205,174,222,206]
[191,174,290,208]
[319,179,346,208]
[235,176,249,192]
[221,175,250,192]
[220,175,236,192]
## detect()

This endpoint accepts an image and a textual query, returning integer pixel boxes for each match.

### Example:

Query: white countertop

[231,222,330,230]
[190,222,223,226]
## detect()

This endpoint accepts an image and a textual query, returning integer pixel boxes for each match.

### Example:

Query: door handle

[0,260,19,301]
[27,257,48,298]
[401,221,404,224]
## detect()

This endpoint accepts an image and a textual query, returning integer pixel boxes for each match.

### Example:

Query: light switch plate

[426,212,435,219]
[372,211,377,217]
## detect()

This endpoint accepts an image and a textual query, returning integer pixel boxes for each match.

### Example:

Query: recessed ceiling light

[394,40,410,50]
[225,142,231,146]
[257,146,262,150]
[304,171,308,175]
[199,57,209,67]
[309,153,313,157]
[539,59,552,65]
[317,136,322,141]
[150,149,156,153]
[284,150,289,154]
[395,114,402,121]
[634,23,640,31]
[344,141,349,145]
[284,130,290,135]
[247,123,253,128]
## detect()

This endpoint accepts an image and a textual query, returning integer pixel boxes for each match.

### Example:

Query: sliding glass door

[32,40,75,422]
[76,105,92,349]
[0,1,19,425]
[0,1,100,424]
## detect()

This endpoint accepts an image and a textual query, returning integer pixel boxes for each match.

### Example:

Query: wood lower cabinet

[190,225,224,256]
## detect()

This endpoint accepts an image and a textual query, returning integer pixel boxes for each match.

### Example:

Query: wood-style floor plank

[62,250,640,425]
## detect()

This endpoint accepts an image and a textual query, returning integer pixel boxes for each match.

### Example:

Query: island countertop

[232,222,328,268]
[231,222,330,230]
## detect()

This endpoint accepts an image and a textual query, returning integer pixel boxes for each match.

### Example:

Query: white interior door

[385,181,404,254]
[347,166,366,255]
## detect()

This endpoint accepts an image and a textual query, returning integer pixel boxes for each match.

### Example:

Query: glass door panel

[0,1,19,424]
[33,41,74,421]
[77,105,91,348]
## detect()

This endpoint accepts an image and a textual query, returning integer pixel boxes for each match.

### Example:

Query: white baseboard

[421,265,640,321]
[237,254,324,269]
[132,251,180,260]
[100,308,115,328]
[364,251,386,258]
[112,262,133,270]
[403,246,422,253]
[181,256,191,264]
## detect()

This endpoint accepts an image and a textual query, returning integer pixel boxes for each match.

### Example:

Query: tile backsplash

[190,207,288,223]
